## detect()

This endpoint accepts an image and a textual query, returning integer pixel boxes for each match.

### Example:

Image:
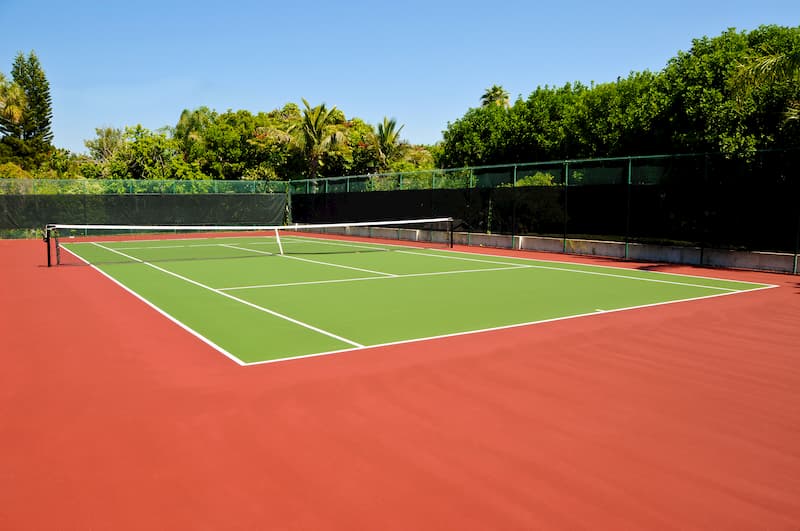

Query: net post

[274,228,284,255]
[44,225,52,267]
[449,218,454,248]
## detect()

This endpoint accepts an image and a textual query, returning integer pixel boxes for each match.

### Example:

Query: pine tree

[10,51,53,147]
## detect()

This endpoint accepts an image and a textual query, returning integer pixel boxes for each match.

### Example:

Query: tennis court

[3,232,800,530]
[54,222,773,365]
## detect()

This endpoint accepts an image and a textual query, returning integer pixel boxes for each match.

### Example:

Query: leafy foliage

[3,26,799,181]
[481,85,510,108]
[0,72,26,132]
[734,31,800,122]
[0,51,53,168]
[440,25,800,167]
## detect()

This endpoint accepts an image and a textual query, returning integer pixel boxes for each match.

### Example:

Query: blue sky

[1,0,798,153]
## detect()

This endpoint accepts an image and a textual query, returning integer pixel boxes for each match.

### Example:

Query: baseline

[242,281,775,366]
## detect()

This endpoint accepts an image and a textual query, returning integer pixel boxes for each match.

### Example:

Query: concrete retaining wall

[513,235,797,274]
[311,227,798,275]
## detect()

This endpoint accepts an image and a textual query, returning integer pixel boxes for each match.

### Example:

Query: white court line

[65,234,277,247]
[218,264,530,291]
[89,242,365,349]
[280,236,748,292]
[242,282,778,366]
[114,242,238,250]
[280,236,390,252]
[220,243,397,277]
[68,231,774,290]
[63,239,778,367]
[60,244,246,366]
[443,257,746,292]
[83,232,770,294]
[281,233,776,289]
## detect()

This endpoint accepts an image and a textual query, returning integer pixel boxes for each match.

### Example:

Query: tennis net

[43,218,454,266]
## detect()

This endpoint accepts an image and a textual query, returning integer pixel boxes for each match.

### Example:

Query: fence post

[512,165,517,244]
[625,157,632,260]
[563,161,569,253]
[794,202,800,275]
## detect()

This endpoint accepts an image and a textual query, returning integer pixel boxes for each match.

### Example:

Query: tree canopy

[0,51,54,168]
[440,25,800,167]
[1,25,799,180]
[481,85,510,108]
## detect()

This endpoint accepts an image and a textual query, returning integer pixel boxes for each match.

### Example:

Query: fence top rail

[0,178,291,195]
[3,148,797,194]
[285,149,800,188]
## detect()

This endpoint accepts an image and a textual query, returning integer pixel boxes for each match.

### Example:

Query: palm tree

[0,72,27,136]
[480,85,510,108]
[300,98,346,178]
[375,117,405,169]
[737,48,800,121]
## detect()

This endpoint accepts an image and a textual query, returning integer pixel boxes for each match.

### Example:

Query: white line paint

[67,230,775,290]
[282,233,776,289]
[242,283,779,366]
[282,234,764,292]
[90,242,364,349]
[66,235,277,248]
[63,233,779,367]
[61,244,246,366]
[220,243,397,277]
[218,264,530,291]
[281,237,390,252]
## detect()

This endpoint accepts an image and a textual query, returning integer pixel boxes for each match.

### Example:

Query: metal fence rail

[3,150,798,271]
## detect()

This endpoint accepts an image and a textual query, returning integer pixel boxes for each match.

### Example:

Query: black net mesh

[289,150,800,254]
[1,193,287,230]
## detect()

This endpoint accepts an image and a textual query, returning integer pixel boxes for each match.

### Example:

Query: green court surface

[62,234,773,365]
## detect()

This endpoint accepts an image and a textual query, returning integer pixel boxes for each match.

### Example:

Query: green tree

[736,45,800,121]
[299,98,347,178]
[569,72,668,157]
[246,105,303,180]
[440,25,800,167]
[438,104,510,167]
[10,51,53,146]
[0,52,53,168]
[87,125,203,180]
[374,117,405,170]
[0,161,31,178]
[440,83,583,167]
[173,106,217,167]
[481,85,510,108]
[85,127,125,162]
[0,72,26,133]
[661,25,800,157]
